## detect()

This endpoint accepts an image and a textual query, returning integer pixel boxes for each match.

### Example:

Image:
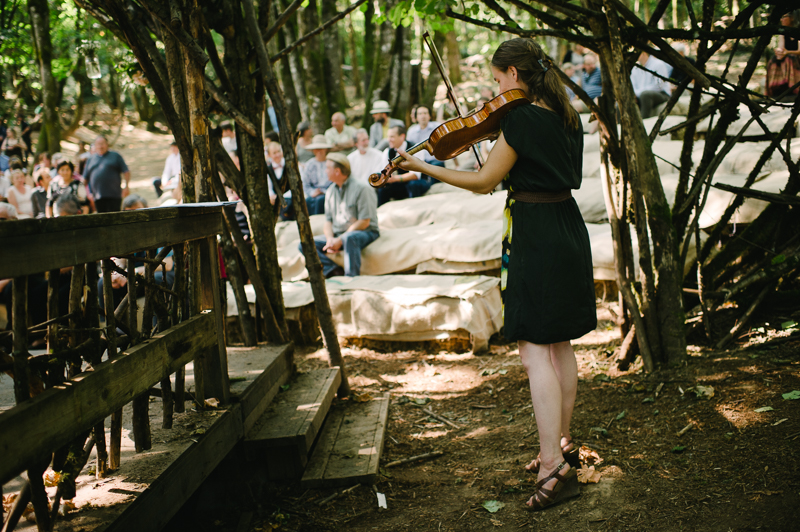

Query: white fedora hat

[369,99,392,114]
[305,134,333,150]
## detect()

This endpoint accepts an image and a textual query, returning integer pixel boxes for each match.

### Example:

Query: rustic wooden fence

[0,204,230,530]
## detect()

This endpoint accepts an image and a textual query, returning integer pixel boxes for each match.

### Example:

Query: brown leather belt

[509,190,572,203]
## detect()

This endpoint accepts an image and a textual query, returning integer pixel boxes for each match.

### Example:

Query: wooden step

[301,393,390,488]
[244,368,341,479]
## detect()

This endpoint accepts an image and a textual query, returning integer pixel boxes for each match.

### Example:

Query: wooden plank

[244,368,340,477]
[231,344,295,433]
[301,393,390,488]
[102,403,244,532]
[202,236,229,403]
[0,312,217,485]
[0,208,225,279]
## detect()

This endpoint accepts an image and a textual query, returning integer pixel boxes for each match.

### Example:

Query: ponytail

[491,38,580,132]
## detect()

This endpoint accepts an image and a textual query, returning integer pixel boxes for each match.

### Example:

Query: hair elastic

[538,58,549,72]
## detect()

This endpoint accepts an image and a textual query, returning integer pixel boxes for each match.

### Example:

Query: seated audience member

[670,42,697,86]
[377,125,429,206]
[406,105,443,170]
[220,122,237,155]
[561,62,580,101]
[324,112,356,153]
[303,153,379,278]
[48,161,89,216]
[153,141,181,197]
[0,168,8,201]
[266,141,294,220]
[302,135,333,215]
[1,128,24,161]
[265,131,279,143]
[347,129,384,186]
[766,11,799,99]
[631,50,673,118]
[295,121,315,164]
[30,168,51,218]
[122,194,148,211]
[54,194,83,217]
[0,201,17,220]
[368,100,404,151]
[33,153,51,175]
[6,169,33,219]
[572,54,602,111]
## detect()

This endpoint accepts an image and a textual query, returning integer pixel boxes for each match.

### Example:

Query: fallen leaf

[694,385,715,398]
[578,446,604,466]
[782,390,800,400]
[593,374,610,383]
[352,392,373,403]
[190,428,206,437]
[413,397,431,405]
[754,406,774,413]
[498,369,508,375]
[642,397,655,403]
[577,465,602,484]
[781,320,797,330]
[671,445,686,453]
[490,518,504,526]
[773,418,788,426]
[616,410,627,421]
[590,426,609,437]
[44,470,62,487]
[482,500,505,513]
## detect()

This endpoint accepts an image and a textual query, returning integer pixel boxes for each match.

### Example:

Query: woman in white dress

[6,169,33,219]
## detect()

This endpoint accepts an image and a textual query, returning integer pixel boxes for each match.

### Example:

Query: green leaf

[782,390,800,400]
[593,374,611,382]
[482,500,505,513]
[671,445,686,453]
[754,406,774,413]
[642,397,655,403]
[498,369,508,375]
[781,320,798,330]
[590,427,609,437]
[616,410,627,421]
[414,397,431,405]
[280,384,290,392]
[771,254,786,265]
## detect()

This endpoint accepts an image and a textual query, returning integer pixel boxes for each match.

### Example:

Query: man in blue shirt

[631,51,673,118]
[83,135,131,212]
[572,54,602,112]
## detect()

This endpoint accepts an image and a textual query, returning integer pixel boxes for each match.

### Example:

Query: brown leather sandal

[525,438,580,473]
[526,461,578,511]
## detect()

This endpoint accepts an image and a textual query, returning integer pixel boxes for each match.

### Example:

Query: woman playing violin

[396,38,597,510]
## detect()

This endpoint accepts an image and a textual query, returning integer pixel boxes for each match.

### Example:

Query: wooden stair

[301,393,390,488]
[244,368,341,479]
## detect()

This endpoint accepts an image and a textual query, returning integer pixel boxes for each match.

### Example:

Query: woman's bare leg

[550,341,578,448]
[519,340,571,506]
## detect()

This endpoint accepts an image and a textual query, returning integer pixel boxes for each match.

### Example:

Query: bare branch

[138,0,209,67]
[504,0,590,30]
[445,8,599,47]
[204,78,258,137]
[270,0,369,63]
[263,0,302,43]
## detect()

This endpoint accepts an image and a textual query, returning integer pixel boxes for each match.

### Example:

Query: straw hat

[369,100,392,114]
[305,134,332,150]
[326,152,351,174]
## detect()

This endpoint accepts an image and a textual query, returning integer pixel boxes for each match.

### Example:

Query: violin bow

[422,31,485,169]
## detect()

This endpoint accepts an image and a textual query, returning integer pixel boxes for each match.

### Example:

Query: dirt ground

[176,302,800,532]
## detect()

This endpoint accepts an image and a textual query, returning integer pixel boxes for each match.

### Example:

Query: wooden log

[102,259,122,470]
[67,264,86,378]
[189,241,206,408]
[12,277,30,404]
[27,464,51,531]
[0,312,217,485]
[86,262,109,478]
[172,244,186,414]
[203,237,230,404]
[244,0,348,396]
[46,269,60,354]
[129,256,151,453]
[0,206,225,279]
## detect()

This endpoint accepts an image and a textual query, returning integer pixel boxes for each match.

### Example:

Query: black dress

[500,104,597,344]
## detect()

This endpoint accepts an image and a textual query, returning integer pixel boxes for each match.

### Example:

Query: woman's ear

[508,65,518,81]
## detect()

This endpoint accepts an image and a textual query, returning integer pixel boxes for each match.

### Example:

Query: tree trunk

[347,13,363,99]
[444,30,461,85]
[363,0,396,126]
[321,0,348,113]
[272,7,302,127]
[362,0,375,97]
[299,0,330,134]
[421,31,445,109]
[28,0,60,153]
[223,0,290,341]
[130,85,159,131]
[386,24,411,119]
[275,0,309,124]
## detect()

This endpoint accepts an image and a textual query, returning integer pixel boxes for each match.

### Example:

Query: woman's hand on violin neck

[395,147,427,174]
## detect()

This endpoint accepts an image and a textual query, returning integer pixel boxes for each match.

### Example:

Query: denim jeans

[306,194,326,215]
[305,230,380,277]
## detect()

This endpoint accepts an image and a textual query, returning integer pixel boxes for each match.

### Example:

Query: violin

[368,88,530,188]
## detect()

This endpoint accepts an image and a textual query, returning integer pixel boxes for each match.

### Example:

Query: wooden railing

[0,204,229,529]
